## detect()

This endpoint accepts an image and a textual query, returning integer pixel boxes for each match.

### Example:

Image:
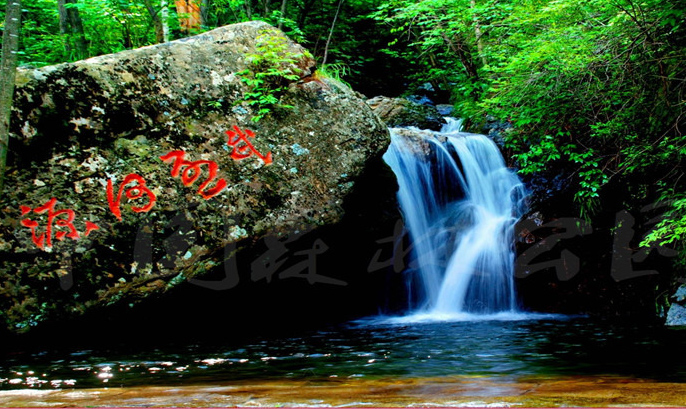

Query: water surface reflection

[2,316,686,390]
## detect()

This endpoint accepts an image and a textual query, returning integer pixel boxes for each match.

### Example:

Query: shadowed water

[3,317,686,391]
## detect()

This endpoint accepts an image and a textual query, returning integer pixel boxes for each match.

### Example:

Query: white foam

[354,311,568,326]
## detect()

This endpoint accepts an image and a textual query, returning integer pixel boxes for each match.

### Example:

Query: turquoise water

[2,315,686,390]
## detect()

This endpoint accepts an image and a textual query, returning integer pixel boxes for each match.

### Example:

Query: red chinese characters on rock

[106,173,157,220]
[19,198,100,250]
[159,151,228,199]
[19,126,270,250]
[226,125,273,165]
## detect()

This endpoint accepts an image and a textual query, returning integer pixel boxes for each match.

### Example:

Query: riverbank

[2,375,686,407]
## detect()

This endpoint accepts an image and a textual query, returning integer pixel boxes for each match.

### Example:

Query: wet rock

[405,94,434,106]
[367,96,445,131]
[666,285,686,326]
[436,104,454,117]
[0,21,391,333]
[479,115,512,147]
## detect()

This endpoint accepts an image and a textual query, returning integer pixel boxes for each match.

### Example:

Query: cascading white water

[383,118,528,318]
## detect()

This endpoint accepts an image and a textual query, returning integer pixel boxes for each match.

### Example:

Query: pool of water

[2,314,686,391]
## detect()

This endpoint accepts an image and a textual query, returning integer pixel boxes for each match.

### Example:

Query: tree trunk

[122,24,133,48]
[243,0,252,20]
[426,51,450,91]
[470,0,487,67]
[143,0,165,43]
[278,0,287,29]
[296,0,316,27]
[175,0,201,33]
[57,0,72,57]
[0,0,22,193]
[433,18,480,100]
[321,0,344,66]
[200,0,211,27]
[435,20,479,80]
[57,0,88,60]
[161,0,170,42]
[448,36,479,79]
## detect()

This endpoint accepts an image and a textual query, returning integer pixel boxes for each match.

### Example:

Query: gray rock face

[0,21,390,333]
[367,96,446,131]
[666,285,686,326]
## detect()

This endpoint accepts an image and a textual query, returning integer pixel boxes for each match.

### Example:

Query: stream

[2,315,686,405]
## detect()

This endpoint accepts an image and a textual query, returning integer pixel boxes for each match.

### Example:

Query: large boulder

[0,21,394,334]
[367,96,446,131]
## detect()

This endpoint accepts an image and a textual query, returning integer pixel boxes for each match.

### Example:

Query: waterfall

[383,119,528,319]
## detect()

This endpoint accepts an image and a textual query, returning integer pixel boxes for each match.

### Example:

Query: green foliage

[643,196,686,248]
[237,30,309,122]
[376,0,686,270]
[315,63,352,87]
[263,10,306,43]
[2,0,183,66]
[2,0,394,94]
[188,0,389,92]
[5,0,685,268]
[471,0,686,217]
[371,0,509,103]
[9,0,64,65]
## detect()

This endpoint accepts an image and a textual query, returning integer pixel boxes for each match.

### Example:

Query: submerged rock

[367,96,445,131]
[0,21,392,333]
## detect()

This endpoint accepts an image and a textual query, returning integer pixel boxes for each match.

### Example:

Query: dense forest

[2,0,686,280]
